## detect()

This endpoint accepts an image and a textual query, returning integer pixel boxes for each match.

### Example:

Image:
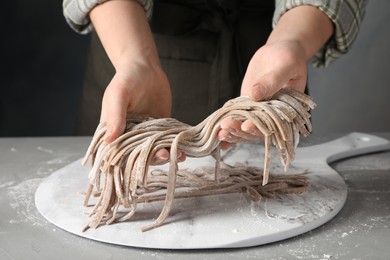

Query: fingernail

[157,154,169,161]
[153,157,168,164]
[251,83,270,101]
[251,89,265,101]
[220,135,233,142]
[228,127,236,134]
[177,151,184,158]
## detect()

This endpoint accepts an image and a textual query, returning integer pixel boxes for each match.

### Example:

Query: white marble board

[35,133,390,249]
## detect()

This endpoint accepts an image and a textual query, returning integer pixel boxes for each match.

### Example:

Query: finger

[100,86,129,144]
[104,116,126,144]
[231,126,260,141]
[248,71,288,101]
[218,128,258,143]
[151,148,170,165]
[220,117,242,132]
[245,65,307,102]
[241,119,262,137]
[219,113,264,136]
[218,117,240,141]
[150,149,186,165]
[217,129,235,142]
[220,141,233,150]
[219,116,263,141]
[177,150,186,163]
[219,116,250,140]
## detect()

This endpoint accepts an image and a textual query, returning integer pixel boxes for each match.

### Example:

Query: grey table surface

[0,133,389,260]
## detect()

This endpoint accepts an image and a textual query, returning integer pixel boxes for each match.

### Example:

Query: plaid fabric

[63,0,367,65]
[62,0,153,34]
[274,0,368,67]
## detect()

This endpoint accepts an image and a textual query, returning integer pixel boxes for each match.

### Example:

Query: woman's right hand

[100,59,186,165]
[90,0,185,164]
[100,59,172,144]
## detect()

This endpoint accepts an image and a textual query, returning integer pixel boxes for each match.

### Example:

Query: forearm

[267,5,334,61]
[89,0,160,70]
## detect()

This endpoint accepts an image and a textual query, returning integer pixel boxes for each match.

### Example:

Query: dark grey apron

[76,0,274,135]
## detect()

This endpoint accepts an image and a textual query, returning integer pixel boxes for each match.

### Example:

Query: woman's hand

[90,0,186,164]
[217,39,308,143]
[100,60,172,143]
[218,5,334,144]
[100,60,187,165]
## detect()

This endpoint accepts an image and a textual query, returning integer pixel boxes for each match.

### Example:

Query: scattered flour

[0,181,15,188]
[7,178,46,227]
[36,146,54,154]
[46,158,66,165]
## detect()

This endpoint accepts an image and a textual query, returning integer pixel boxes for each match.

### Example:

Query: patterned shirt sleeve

[274,0,368,67]
[63,0,153,34]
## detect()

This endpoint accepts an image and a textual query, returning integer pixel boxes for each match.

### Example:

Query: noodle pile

[81,88,316,231]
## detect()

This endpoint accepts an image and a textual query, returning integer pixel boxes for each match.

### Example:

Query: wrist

[115,48,159,70]
[90,0,160,71]
[268,5,333,60]
[114,50,163,79]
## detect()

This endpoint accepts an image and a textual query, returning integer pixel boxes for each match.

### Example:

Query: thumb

[100,88,129,144]
[104,115,126,144]
[247,71,287,101]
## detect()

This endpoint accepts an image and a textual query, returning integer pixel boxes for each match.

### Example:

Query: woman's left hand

[217,39,308,145]
[217,5,334,146]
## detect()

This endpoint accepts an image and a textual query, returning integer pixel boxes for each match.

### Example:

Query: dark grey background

[0,0,90,137]
[0,0,389,137]
[309,0,390,135]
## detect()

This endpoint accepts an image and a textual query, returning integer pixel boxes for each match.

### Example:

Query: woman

[63,0,367,163]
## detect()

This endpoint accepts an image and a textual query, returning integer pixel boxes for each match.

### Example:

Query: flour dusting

[0,181,15,188]
[36,146,54,154]
[7,178,46,227]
